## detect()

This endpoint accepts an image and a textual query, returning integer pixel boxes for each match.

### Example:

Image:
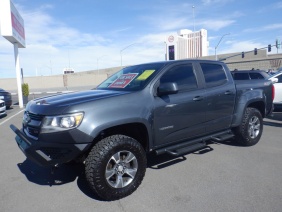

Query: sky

[0,0,282,78]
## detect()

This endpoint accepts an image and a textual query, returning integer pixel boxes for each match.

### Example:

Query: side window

[200,63,227,87]
[160,64,198,92]
[249,73,264,79]
[276,75,282,83]
[233,73,249,80]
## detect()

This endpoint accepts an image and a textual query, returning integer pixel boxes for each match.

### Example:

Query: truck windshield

[97,63,166,91]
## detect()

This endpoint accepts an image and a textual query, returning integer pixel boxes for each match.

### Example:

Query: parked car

[268,72,282,110]
[0,88,12,109]
[0,99,6,116]
[231,70,277,82]
[11,59,274,201]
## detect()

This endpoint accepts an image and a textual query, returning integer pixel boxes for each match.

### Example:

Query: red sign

[168,35,174,43]
[109,73,138,88]
[11,12,25,39]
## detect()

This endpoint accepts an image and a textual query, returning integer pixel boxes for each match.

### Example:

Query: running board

[165,142,207,157]
[155,130,234,157]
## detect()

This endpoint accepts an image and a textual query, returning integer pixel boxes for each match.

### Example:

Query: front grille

[24,111,45,139]
[27,111,45,121]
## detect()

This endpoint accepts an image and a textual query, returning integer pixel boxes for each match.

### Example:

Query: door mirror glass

[158,82,178,96]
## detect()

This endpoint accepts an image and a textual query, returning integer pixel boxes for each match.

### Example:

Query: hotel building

[165,29,209,60]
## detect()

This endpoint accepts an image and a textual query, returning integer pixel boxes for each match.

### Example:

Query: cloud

[244,24,282,33]
[216,40,264,54]
[200,19,236,31]
[201,0,233,5]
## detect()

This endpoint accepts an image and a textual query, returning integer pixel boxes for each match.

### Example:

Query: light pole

[215,33,230,60]
[97,55,107,74]
[192,5,195,58]
[120,43,136,67]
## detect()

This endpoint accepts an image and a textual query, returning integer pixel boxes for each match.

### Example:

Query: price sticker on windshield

[136,70,155,81]
[109,73,138,88]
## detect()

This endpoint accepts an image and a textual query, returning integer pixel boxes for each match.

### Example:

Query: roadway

[0,104,282,211]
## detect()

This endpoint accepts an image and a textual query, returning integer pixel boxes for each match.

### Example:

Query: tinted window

[233,73,250,80]
[276,74,282,83]
[249,73,264,79]
[200,63,227,87]
[160,64,197,91]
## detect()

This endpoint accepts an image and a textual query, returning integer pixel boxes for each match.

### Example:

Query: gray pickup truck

[11,59,274,200]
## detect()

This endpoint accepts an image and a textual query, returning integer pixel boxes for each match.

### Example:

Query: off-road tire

[233,107,263,146]
[85,135,147,201]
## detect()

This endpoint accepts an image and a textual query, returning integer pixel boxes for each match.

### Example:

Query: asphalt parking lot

[0,106,282,212]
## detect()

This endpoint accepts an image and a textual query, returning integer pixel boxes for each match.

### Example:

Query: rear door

[199,62,236,133]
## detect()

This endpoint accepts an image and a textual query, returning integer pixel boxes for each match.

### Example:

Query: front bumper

[10,124,91,167]
[0,107,6,116]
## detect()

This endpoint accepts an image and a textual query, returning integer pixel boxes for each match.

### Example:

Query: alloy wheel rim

[105,150,138,188]
[248,115,260,139]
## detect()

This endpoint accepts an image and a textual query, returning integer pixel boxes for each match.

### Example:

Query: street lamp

[192,5,195,58]
[120,43,136,66]
[215,33,230,60]
[97,55,107,74]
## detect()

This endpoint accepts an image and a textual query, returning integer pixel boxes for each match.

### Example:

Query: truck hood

[27,89,130,115]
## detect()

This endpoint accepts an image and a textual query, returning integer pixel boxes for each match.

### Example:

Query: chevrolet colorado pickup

[11,59,274,200]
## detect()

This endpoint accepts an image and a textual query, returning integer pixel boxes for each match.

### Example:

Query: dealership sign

[0,0,26,48]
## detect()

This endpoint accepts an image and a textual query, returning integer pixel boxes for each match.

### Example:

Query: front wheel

[233,107,263,146]
[85,135,147,201]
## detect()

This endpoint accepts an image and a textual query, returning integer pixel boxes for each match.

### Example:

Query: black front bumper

[10,124,91,167]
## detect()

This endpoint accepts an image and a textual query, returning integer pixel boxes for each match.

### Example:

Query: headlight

[41,112,84,133]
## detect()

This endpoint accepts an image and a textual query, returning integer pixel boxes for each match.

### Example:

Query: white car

[268,72,282,110]
[0,99,6,116]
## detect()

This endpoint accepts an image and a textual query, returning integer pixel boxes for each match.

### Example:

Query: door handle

[224,90,233,95]
[193,96,203,101]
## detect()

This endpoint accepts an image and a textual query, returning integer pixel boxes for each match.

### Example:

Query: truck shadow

[17,159,84,186]
[17,146,214,201]
[16,159,109,201]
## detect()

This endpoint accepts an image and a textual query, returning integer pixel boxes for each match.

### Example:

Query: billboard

[0,0,26,48]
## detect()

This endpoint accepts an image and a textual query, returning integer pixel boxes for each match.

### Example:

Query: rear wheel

[85,135,147,201]
[233,107,263,146]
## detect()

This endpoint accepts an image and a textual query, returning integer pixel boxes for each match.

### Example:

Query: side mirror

[158,82,178,96]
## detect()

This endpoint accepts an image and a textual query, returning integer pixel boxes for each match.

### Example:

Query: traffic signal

[268,44,271,52]
[254,48,257,55]
[242,52,244,58]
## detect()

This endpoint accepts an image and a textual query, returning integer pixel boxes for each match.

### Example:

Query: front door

[153,63,206,148]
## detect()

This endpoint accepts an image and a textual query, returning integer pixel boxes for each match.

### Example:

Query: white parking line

[0,109,24,126]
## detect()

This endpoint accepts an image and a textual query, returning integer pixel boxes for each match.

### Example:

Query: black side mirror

[158,82,178,96]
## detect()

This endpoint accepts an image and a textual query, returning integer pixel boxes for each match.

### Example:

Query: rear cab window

[200,63,227,87]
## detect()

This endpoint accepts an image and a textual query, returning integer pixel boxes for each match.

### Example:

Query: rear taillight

[272,84,275,100]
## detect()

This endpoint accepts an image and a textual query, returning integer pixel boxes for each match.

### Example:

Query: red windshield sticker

[108,73,138,88]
